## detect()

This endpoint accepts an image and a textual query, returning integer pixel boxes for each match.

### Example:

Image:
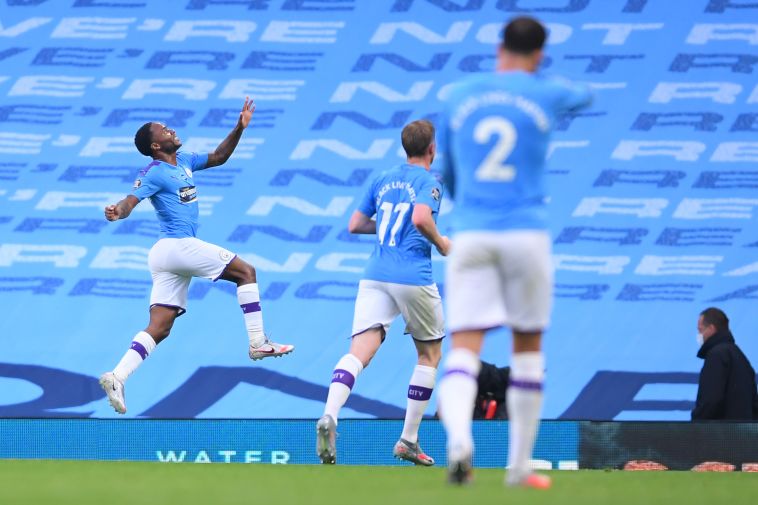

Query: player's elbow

[347,215,364,234]
[348,210,374,234]
[207,152,229,168]
[120,195,140,219]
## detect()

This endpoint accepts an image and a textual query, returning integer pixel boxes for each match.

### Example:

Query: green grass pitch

[0,460,755,505]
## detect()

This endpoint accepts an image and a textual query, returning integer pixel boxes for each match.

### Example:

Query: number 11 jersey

[356,163,443,286]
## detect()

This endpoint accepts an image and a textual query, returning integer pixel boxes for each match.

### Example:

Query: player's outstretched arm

[207,97,255,168]
[104,195,139,222]
[412,204,450,256]
[347,210,376,235]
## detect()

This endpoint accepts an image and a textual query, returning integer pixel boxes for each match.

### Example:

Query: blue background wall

[1,0,757,421]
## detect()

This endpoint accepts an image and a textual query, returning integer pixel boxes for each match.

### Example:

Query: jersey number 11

[377,202,411,246]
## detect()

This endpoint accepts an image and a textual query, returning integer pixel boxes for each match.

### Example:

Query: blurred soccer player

[436,17,592,486]
[99,97,294,415]
[316,120,450,466]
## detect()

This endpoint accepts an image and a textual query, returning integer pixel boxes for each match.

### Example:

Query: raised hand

[238,96,255,129]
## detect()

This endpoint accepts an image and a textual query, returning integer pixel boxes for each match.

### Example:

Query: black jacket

[473,362,510,420]
[691,329,758,420]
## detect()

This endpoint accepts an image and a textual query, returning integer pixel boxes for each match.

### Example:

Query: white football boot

[249,339,295,361]
[99,372,126,414]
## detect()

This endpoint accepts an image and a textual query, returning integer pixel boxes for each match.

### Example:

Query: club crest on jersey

[133,179,142,189]
[431,187,440,201]
[178,185,197,204]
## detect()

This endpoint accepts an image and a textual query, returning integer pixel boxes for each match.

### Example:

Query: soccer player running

[316,120,450,465]
[99,97,294,415]
[436,17,592,486]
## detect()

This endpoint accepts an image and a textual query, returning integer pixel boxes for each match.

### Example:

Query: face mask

[696,333,705,347]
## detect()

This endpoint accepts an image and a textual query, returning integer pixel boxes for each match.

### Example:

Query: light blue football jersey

[131,151,209,238]
[357,163,443,286]
[440,71,592,232]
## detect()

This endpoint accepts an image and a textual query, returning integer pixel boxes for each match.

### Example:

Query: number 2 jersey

[439,70,592,233]
[356,163,443,286]
[131,151,209,239]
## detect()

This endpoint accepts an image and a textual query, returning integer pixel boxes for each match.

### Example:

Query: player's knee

[239,262,256,284]
[417,343,442,367]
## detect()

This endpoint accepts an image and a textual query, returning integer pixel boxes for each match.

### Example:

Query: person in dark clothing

[435,361,511,420]
[692,307,758,420]
[474,362,510,419]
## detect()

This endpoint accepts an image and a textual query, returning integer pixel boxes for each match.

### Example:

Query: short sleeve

[549,76,593,113]
[178,151,209,172]
[415,175,443,213]
[131,167,162,201]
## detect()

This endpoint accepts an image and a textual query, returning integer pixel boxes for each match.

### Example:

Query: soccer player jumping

[436,17,592,486]
[99,97,294,415]
[316,120,450,466]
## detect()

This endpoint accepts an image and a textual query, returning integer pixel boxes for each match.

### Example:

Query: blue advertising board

[0,418,578,468]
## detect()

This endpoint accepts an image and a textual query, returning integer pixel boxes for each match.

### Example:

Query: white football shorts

[147,237,236,315]
[351,279,445,342]
[445,230,553,333]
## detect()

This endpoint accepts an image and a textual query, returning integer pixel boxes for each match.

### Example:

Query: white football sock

[113,331,157,383]
[400,364,437,444]
[323,353,364,424]
[506,352,545,480]
[238,283,265,348]
[437,348,481,461]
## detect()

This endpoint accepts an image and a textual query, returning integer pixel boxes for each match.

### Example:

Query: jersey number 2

[377,202,410,246]
[474,116,517,182]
